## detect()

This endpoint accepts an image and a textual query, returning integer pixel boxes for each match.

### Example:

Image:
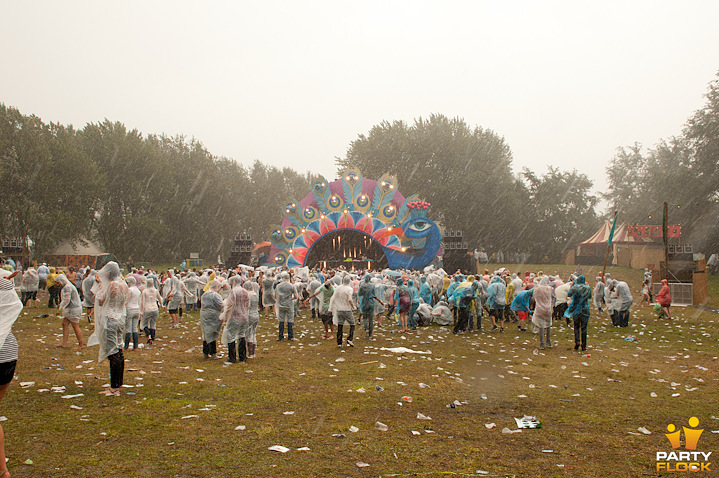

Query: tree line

[2,71,717,264]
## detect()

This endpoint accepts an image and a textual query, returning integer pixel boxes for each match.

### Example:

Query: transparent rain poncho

[87,262,129,362]
[56,274,82,319]
[531,277,553,328]
[201,279,224,344]
[221,276,249,344]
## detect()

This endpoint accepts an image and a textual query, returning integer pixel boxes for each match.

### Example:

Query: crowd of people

[0,257,669,399]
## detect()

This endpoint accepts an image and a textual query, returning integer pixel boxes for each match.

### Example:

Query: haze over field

[3,0,719,193]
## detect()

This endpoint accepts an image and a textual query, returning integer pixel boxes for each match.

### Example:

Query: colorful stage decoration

[627,224,681,238]
[266,169,443,270]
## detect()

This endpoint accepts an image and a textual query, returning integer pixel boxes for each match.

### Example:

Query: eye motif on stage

[266,170,443,270]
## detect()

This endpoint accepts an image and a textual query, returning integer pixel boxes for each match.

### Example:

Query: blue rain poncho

[510,288,534,312]
[566,275,592,322]
[485,276,506,309]
[419,277,432,304]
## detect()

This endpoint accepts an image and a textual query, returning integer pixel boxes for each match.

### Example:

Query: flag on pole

[662,202,668,248]
[607,212,618,248]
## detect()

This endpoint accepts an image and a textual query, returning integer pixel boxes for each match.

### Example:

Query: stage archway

[265,169,443,270]
[304,229,389,270]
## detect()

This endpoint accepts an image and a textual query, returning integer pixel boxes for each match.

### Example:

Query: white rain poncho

[430,301,452,325]
[531,277,553,328]
[56,274,82,320]
[200,279,224,343]
[221,276,249,344]
[87,262,129,362]
[82,270,96,307]
[183,272,205,305]
[20,267,39,292]
[0,271,22,350]
[615,281,633,312]
[261,275,276,306]
[244,280,260,344]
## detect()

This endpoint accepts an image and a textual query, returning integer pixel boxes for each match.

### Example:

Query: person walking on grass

[88,262,129,397]
[55,274,83,349]
[331,275,357,346]
[274,273,298,341]
[532,277,553,349]
[140,279,162,345]
[566,275,592,352]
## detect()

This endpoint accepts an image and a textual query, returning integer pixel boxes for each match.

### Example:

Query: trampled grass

[3,267,718,477]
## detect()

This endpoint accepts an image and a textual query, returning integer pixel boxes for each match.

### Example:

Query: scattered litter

[283,411,295,415]
[50,386,66,393]
[356,388,366,393]
[542,450,554,453]
[24,459,33,465]
[376,385,384,391]
[335,357,345,362]
[268,445,290,453]
[379,347,431,354]
[515,416,541,429]
[480,393,487,400]
[485,423,496,429]
[375,421,389,431]
[61,394,84,399]
[20,382,35,388]
[650,392,658,398]
[332,433,346,438]
[476,471,489,475]
[296,447,310,451]
[624,336,638,342]
[349,426,359,433]
[70,405,83,410]
[501,427,522,434]
[181,415,199,419]
[402,396,413,403]
[517,394,527,398]
[411,430,421,435]
[418,382,430,389]
[638,427,651,435]
[416,413,432,420]
[356,461,370,468]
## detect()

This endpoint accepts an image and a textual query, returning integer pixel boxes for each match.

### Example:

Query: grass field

[3,265,718,477]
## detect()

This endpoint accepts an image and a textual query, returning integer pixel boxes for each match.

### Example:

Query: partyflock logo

[656,417,711,472]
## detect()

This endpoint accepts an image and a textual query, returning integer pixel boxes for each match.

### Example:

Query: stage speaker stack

[442,229,471,273]
[228,232,253,268]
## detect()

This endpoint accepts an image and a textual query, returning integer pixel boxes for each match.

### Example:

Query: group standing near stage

[0,256,651,399]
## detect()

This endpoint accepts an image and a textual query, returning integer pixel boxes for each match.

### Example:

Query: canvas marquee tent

[48,239,115,270]
[576,221,665,269]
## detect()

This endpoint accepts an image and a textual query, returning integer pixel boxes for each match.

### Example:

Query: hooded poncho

[87,262,128,362]
[566,275,592,322]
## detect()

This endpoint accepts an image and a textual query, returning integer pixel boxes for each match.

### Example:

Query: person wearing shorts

[308,281,335,339]
[0,269,22,478]
[55,274,84,348]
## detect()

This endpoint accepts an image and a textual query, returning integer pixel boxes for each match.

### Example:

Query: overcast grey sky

[3,1,718,204]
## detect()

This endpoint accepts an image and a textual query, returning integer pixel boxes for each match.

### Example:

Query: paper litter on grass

[268,445,290,453]
[515,416,541,429]
[379,347,431,354]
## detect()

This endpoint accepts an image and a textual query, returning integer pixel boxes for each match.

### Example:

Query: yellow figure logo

[665,417,704,450]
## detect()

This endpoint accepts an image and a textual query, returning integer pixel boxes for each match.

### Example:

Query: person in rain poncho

[451,280,478,334]
[308,280,335,339]
[615,280,633,327]
[124,276,141,350]
[445,275,463,326]
[504,275,516,327]
[407,279,420,330]
[419,276,432,306]
[307,275,322,319]
[55,274,84,348]
[20,265,39,308]
[221,276,249,362]
[88,262,129,396]
[166,270,194,328]
[393,278,411,333]
[200,279,224,359]
[430,300,453,325]
[656,279,672,319]
[183,272,205,313]
[330,275,356,346]
[565,275,592,352]
[606,280,620,326]
[532,277,553,349]
[0,270,22,478]
[82,269,97,323]
[261,273,276,317]
[553,279,572,326]
[486,276,507,332]
[510,287,534,332]
[593,277,605,313]
[140,279,162,344]
[373,277,387,328]
[358,274,383,338]
[243,281,260,358]
[274,273,298,341]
